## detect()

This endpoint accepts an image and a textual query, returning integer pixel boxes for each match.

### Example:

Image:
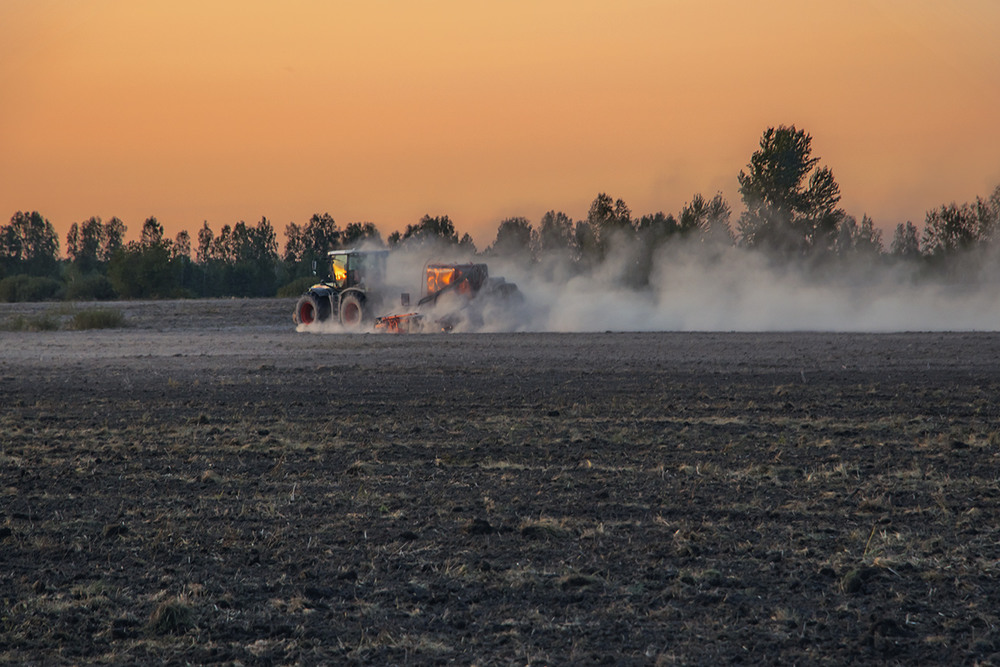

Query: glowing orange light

[333,263,347,283]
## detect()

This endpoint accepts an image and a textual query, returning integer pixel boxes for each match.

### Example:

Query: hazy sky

[2,1,999,248]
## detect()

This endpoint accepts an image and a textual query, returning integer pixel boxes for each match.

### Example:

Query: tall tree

[678,193,733,243]
[833,214,883,257]
[303,213,342,253]
[700,193,734,244]
[890,221,921,259]
[488,216,535,258]
[197,222,215,264]
[631,211,677,287]
[534,210,575,255]
[102,217,126,262]
[401,214,460,246]
[227,218,277,263]
[458,232,477,254]
[0,211,61,277]
[573,219,600,267]
[107,217,176,297]
[678,195,707,236]
[220,218,279,296]
[587,193,633,248]
[921,203,978,256]
[974,184,1000,244]
[737,125,843,253]
[342,221,383,248]
[635,212,679,246]
[140,216,166,247]
[212,224,235,263]
[66,217,107,273]
[173,230,191,259]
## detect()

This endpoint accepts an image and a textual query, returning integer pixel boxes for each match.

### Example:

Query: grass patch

[1,314,59,331]
[1,307,125,330]
[146,597,195,635]
[69,307,127,330]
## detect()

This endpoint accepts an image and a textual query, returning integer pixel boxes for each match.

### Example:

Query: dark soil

[3,299,1000,664]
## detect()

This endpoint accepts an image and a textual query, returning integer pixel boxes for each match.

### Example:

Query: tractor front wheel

[294,294,331,325]
[340,294,365,330]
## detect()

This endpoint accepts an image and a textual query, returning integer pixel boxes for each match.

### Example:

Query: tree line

[3,125,999,302]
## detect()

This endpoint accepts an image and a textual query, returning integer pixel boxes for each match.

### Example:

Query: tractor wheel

[340,294,365,330]
[294,294,331,325]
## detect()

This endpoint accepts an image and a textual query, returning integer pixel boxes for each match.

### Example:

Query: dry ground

[2,299,1000,665]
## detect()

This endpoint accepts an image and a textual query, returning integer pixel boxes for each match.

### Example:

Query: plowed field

[3,299,1000,664]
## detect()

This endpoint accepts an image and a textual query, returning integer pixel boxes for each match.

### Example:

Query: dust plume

[484,240,1000,333]
[298,238,1000,333]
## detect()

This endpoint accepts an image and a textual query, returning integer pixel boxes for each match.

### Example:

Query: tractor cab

[325,249,388,289]
[418,263,489,305]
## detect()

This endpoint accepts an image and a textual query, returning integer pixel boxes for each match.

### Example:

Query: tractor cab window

[330,255,348,288]
[348,252,386,288]
[346,254,364,287]
[329,251,386,289]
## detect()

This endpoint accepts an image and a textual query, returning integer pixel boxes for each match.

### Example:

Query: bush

[165,287,197,299]
[69,308,126,330]
[64,274,117,300]
[0,275,63,302]
[276,275,318,298]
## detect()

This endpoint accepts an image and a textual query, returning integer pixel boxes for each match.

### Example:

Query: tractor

[292,249,388,330]
[374,262,521,333]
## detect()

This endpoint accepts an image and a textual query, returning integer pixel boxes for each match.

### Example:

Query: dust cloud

[501,243,1000,332]
[299,240,1000,334]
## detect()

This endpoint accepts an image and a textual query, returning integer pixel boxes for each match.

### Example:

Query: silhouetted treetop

[535,210,575,255]
[400,215,459,245]
[342,222,383,248]
[737,125,843,253]
[489,216,535,258]
[1,211,61,278]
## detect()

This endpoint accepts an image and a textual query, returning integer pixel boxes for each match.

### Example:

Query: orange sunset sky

[2,1,999,249]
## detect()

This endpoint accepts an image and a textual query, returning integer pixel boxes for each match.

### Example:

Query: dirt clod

[464,518,496,535]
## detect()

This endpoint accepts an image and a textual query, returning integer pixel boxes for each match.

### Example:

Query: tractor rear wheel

[294,294,331,325]
[340,294,365,330]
